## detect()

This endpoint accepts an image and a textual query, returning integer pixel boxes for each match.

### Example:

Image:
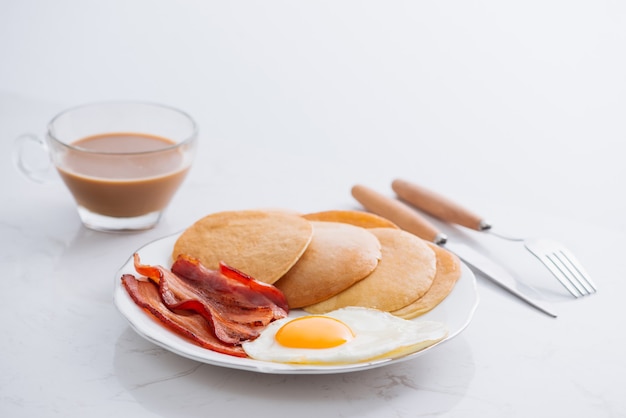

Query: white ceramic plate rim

[113,232,479,374]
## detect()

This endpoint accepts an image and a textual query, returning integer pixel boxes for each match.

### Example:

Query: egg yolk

[275,316,355,349]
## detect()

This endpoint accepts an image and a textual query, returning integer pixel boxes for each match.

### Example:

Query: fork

[391,179,597,298]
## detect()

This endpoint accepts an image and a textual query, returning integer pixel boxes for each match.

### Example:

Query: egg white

[241,306,447,365]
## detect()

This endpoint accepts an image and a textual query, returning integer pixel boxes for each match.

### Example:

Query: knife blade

[351,184,557,318]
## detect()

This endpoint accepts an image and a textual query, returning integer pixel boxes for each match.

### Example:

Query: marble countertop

[2,2,625,417]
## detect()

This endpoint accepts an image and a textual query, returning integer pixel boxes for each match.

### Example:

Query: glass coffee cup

[15,102,198,231]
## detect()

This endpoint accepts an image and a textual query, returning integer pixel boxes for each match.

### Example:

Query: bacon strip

[162,255,288,344]
[126,254,289,346]
[121,274,246,357]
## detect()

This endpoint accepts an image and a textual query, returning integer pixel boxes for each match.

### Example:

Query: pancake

[303,210,398,229]
[172,210,313,284]
[274,221,382,308]
[392,243,461,319]
[303,227,437,313]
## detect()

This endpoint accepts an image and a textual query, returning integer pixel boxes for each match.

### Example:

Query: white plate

[114,232,479,374]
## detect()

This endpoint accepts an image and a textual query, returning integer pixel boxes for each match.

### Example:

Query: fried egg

[241,307,447,365]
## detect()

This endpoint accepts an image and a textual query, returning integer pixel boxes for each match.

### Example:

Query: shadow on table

[113,327,475,417]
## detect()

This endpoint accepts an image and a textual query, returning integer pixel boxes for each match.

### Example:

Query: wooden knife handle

[391,179,487,231]
[351,184,445,244]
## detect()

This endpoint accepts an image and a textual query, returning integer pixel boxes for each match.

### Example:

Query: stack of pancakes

[172,209,461,319]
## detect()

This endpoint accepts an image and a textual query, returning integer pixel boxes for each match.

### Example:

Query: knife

[351,184,557,318]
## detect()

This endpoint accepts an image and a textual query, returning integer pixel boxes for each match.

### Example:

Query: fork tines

[526,240,597,298]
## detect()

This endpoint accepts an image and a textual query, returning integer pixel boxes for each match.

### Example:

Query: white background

[1,1,625,417]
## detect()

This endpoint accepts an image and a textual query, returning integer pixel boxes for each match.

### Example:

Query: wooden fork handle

[351,184,445,244]
[391,179,489,231]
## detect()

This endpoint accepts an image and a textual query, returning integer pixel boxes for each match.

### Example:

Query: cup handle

[13,133,56,183]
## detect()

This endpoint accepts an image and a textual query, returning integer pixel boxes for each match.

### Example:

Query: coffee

[57,133,191,218]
